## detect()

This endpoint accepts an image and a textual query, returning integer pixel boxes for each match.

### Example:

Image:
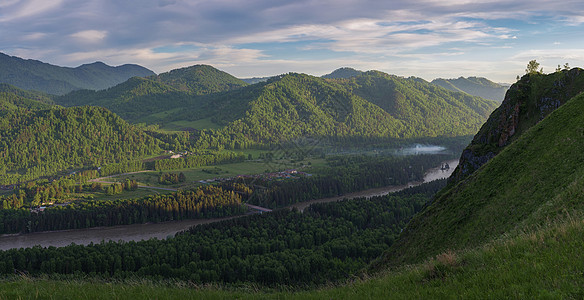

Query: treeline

[0,178,138,209]
[153,151,245,171]
[158,172,186,185]
[0,106,160,184]
[0,181,444,285]
[0,186,245,234]
[229,154,447,208]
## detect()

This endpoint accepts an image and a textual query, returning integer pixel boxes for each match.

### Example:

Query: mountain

[56,69,498,147]
[150,64,248,94]
[168,71,498,146]
[0,52,155,95]
[450,68,584,184]
[321,67,363,79]
[54,65,250,123]
[0,106,160,184]
[431,76,509,102]
[376,68,584,267]
[0,83,54,110]
[339,71,498,135]
[240,76,273,84]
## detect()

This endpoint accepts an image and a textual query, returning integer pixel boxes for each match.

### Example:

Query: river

[0,159,458,251]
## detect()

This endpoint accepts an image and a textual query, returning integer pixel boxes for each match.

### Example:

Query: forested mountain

[449,68,584,184]
[150,64,248,94]
[377,68,584,267]
[55,68,498,147]
[0,84,54,110]
[0,52,155,95]
[338,71,498,136]
[0,106,160,184]
[431,76,509,102]
[321,67,363,79]
[54,77,194,122]
[213,72,497,144]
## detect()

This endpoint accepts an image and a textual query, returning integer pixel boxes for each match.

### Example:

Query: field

[104,157,327,190]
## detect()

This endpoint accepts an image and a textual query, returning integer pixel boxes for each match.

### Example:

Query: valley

[0,51,582,298]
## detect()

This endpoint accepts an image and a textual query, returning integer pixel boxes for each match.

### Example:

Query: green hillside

[340,71,498,136]
[54,77,195,122]
[321,67,363,79]
[55,70,497,146]
[450,68,584,184]
[0,106,160,184]
[378,86,584,266]
[431,76,509,102]
[151,64,248,94]
[0,83,54,110]
[2,216,582,298]
[0,53,155,95]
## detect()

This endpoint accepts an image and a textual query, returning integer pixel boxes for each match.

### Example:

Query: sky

[2,0,584,83]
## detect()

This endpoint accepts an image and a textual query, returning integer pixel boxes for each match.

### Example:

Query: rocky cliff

[449,68,584,185]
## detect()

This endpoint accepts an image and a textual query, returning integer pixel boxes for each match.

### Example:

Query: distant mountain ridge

[0,52,155,95]
[431,76,509,102]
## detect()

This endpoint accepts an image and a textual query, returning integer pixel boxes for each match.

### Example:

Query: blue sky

[2,0,584,83]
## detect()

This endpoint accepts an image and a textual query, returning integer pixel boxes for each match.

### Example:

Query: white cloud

[0,0,64,22]
[70,30,107,44]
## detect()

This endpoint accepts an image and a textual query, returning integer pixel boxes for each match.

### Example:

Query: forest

[0,180,445,285]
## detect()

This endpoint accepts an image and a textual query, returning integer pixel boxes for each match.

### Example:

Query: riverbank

[0,159,458,250]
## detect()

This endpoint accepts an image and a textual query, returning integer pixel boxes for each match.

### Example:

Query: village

[198,169,312,184]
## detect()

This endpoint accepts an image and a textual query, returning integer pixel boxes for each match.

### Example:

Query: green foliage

[381,91,584,266]
[56,70,497,148]
[0,106,161,184]
[0,186,245,233]
[321,67,363,79]
[158,172,186,185]
[2,217,583,298]
[0,52,155,95]
[525,59,543,74]
[0,182,441,285]
[0,83,54,110]
[450,67,584,184]
[240,154,448,208]
[151,64,248,94]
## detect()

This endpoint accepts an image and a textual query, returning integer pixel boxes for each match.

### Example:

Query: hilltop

[321,67,363,79]
[376,68,584,266]
[431,76,509,102]
[0,52,155,95]
[150,64,248,94]
[450,68,584,184]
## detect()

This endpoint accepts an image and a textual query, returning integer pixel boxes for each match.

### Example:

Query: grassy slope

[379,92,584,266]
[2,216,582,299]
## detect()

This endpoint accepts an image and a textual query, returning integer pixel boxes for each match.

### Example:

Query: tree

[563,63,570,71]
[525,60,543,74]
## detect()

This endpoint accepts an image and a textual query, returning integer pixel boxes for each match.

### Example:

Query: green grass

[381,92,584,266]
[106,158,326,190]
[2,216,583,299]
